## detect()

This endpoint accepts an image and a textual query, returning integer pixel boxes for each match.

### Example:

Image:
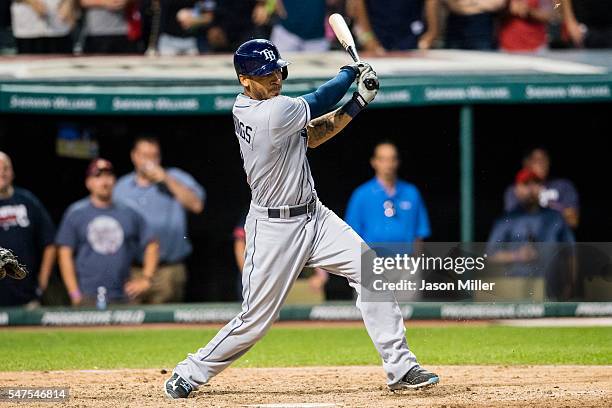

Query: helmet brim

[247,58,290,77]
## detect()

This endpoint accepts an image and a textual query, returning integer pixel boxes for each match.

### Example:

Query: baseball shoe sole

[388,366,439,391]
[163,372,194,399]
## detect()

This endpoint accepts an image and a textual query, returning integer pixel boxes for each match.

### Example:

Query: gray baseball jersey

[232,94,315,207]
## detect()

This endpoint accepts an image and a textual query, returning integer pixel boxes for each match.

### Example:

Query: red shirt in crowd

[500,0,550,52]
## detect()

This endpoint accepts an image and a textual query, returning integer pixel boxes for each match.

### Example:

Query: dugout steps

[1,302,611,326]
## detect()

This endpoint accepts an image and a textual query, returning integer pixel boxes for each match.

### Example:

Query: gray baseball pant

[174,200,419,386]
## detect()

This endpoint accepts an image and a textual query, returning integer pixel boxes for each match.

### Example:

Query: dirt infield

[1,366,610,408]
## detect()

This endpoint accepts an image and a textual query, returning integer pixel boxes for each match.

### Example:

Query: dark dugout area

[1,102,610,301]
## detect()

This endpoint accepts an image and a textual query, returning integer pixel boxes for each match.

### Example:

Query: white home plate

[244,404,339,408]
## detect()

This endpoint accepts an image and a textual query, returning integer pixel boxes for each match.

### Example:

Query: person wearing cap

[504,148,580,229]
[56,158,159,306]
[487,168,575,299]
[113,136,204,304]
[0,151,56,307]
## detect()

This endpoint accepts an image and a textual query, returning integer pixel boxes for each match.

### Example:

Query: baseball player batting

[164,39,439,398]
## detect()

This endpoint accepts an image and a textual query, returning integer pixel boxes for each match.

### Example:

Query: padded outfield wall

[2,302,612,326]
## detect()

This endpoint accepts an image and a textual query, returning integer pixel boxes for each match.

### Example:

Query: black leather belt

[268,199,316,219]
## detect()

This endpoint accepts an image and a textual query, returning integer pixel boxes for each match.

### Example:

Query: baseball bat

[328,13,378,91]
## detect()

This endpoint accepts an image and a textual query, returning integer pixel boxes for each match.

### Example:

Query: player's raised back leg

[306,201,439,389]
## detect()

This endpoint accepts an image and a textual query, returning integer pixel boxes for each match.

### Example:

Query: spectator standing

[311,142,431,300]
[114,137,204,304]
[443,0,506,50]
[10,0,78,54]
[350,0,439,53]
[203,0,262,52]
[0,152,56,306]
[561,0,612,49]
[269,0,329,52]
[56,158,159,306]
[504,148,579,229]
[141,0,200,56]
[488,168,575,299]
[80,0,139,53]
[346,141,431,249]
[499,0,554,52]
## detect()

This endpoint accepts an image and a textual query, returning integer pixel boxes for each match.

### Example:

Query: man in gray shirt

[57,158,159,305]
[114,136,204,303]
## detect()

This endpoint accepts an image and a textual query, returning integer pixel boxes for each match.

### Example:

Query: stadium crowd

[0,0,611,56]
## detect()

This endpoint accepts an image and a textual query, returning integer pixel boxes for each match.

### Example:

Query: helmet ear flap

[281,66,288,80]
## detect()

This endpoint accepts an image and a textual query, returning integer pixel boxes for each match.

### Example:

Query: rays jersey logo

[256,49,276,61]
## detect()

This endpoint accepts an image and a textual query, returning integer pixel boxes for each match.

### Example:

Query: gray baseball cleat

[389,366,439,391]
[164,373,194,399]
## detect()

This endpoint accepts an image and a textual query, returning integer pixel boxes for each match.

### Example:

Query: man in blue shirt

[346,141,431,249]
[57,159,159,305]
[488,168,575,299]
[310,141,431,298]
[310,141,431,299]
[269,0,329,52]
[114,136,205,303]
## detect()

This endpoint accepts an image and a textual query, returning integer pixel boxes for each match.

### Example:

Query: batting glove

[356,62,375,77]
[341,71,379,118]
[357,71,379,103]
[340,62,375,80]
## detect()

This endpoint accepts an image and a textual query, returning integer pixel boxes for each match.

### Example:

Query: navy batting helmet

[234,39,289,80]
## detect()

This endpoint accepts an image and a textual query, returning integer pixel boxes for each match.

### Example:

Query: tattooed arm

[306,69,379,149]
[307,108,353,149]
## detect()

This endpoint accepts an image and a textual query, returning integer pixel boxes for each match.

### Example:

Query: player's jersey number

[233,114,256,148]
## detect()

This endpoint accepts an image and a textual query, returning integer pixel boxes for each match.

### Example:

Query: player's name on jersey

[372,279,495,292]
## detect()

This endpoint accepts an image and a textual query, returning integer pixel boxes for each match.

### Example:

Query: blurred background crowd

[1,0,611,310]
[0,0,611,56]
[0,140,592,309]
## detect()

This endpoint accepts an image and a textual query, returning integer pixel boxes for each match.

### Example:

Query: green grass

[1,326,610,371]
